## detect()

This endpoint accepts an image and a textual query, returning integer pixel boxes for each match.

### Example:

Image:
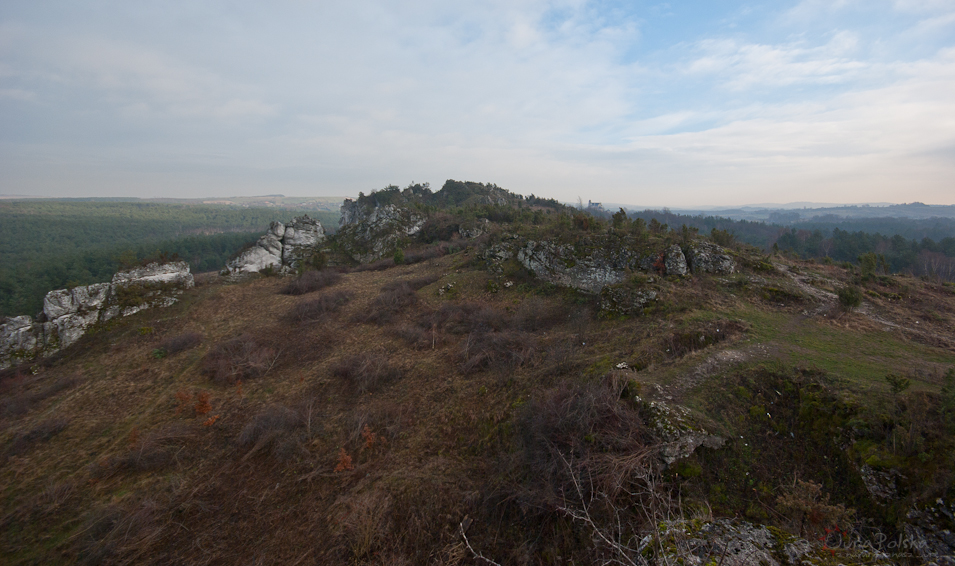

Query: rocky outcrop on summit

[664,244,689,276]
[337,200,425,263]
[515,238,641,294]
[486,235,735,295]
[686,241,736,274]
[226,216,326,274]
[0,262,194,369]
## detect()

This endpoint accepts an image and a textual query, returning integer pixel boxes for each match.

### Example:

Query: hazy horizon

[2,1,954,207]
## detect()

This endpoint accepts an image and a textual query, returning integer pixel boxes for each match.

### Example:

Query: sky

[1,1,953,207]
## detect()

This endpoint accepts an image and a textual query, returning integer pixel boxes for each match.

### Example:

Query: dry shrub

[92,423,196,478]
[353,283,420,325]
[460,330,539,374]
[73,499,163,565]
[352,258,396,272]
[280,269,343,295]
[201,334,279,385]
[157,331,203,355]
[1,372,81,419]
[286,290,353,323]
[518,381,652,504]
[4,417,69,459]
[663,319,744,360]
[391,323,445,350]
[544,336,583,375]
[511,297,569,332]
[403,243,450,264]
[338,491,392,560]
[332,352,403,394]
[348,401,407,445]
[237,404,305,461]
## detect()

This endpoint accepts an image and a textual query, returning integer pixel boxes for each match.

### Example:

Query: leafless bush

[339,491,393,561]
[4,417,69,459]
[403,243,450,264]
[353,283,420,325]
[73,499,162,565]
[91,423,197,478]
[157,331,203,355]
[518,382,652,503]
[422,302,507,334]
[391,323,441,350]
[544,337,583,375]
[662,319,744,359]
[286,290,353,323]
[280,269,343,295]
[511,297,569,332]
[460,330,539,374]
[333,352,403,394]
[391,274,441,291]
[352,258,395,272]
[1,372,81,419]
[201,334,280,385]
[237,404,306,461]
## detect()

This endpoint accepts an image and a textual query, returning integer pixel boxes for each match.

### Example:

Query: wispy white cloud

[1,1,953,205]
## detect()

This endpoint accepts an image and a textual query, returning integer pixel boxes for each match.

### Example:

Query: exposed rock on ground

[686,241,736,274]
[665,244,689,276]
[0,261,194,368]
[485,236,734,294]
[226,216,326,274]
[652,519,891,566]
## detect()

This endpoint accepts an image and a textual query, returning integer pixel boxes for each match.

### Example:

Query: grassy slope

[1,246,954,564]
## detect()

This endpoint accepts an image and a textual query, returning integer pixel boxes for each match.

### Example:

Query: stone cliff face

[225,216,326,274]
[0,261,194,369]
[336,199,426,263]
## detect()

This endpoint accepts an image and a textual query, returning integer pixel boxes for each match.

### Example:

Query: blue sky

[1,0,953,206]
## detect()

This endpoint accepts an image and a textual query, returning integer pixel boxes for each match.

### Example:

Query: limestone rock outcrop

[484,236,735,296]
[664,244,689,276]
[225,216,326,274]
[337,200,425,263]
[0,261,194,369]
[516,239,639,294]
[686,241,736,274]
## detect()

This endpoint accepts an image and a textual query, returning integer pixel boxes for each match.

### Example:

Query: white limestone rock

[281,216,326,267]
[664,244,688,276]
[1,262,194,368]
[225,217,326,274]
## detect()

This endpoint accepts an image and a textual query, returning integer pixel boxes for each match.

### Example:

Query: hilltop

[2,181,955,565]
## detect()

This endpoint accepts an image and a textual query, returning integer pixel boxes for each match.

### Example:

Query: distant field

[0,200,340,317]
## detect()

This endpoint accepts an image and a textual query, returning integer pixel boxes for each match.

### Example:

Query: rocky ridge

[0,261,194,369]
[336,199,426,263]
[486,235,736,296]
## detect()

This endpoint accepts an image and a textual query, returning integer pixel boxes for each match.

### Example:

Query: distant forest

[0,201,338,317]
[625,209,955,280]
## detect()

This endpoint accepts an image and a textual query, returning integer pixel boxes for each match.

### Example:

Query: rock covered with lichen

[337,200,426,263]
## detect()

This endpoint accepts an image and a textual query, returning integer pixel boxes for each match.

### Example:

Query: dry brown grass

[2,249,953,565]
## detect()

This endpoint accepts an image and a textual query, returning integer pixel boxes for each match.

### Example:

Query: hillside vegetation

[2,183,955,565]
[0,201,338,317]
